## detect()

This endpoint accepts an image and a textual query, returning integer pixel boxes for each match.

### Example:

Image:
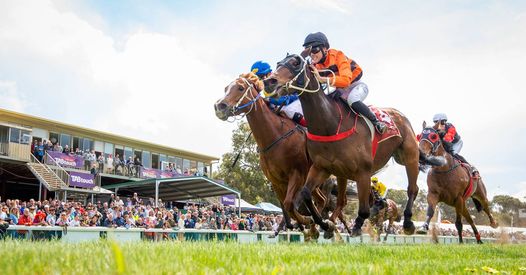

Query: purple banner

[221,195,236,206]
[46,151,84,168]
[69,171,95,188]
[141,167,160,179]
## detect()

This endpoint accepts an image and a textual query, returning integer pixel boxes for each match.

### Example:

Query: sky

[1,0,525,200]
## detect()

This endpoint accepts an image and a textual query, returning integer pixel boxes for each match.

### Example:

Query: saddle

[460,162,479,200]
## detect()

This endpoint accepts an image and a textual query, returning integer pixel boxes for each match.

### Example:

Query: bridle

[276,54,320,95]
[417,127,442,154]
[226,77,262,121]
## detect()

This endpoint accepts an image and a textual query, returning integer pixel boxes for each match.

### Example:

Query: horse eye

[238,86,244,91]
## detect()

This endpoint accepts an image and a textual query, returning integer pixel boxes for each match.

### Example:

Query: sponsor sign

[221,195,236,206]
[69,171,95,188]
[47,151,84,168]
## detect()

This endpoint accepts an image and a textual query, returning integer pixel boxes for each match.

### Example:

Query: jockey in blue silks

[251,61,306,126]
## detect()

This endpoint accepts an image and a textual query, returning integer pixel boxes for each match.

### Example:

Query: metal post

[64,190,67,202]
[238,194,241,217]
[38,181,42,201]
[91,194,94,204]
[155,180,159,207]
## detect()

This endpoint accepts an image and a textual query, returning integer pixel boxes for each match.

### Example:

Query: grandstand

[0,108,238,205]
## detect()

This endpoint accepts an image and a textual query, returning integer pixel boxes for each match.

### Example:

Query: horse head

[214,72,264,121]
[417,121,447,167]
[263,54,310,97]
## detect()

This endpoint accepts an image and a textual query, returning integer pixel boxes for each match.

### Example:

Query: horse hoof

[351,228,362,237]
[490,222,499,229]
[477,240,483,244]
[323,230,334,239]
[403,221,416,235]
[416,227,428,235]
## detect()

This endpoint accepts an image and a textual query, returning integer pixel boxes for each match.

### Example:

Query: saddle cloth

[461,163,479,199]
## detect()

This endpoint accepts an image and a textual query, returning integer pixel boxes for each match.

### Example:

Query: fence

[4,225,497,244]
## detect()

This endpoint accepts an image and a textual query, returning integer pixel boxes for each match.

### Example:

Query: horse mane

[238,72,264,92]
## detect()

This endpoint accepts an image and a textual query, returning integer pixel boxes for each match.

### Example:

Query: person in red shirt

[433,113,478,176]
[302,32,387,134]
[18,208,33,226]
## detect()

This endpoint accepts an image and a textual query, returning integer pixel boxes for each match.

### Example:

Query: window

[104,142,114,158]
[115,145,124,161]
[21,130,31,145]
[73,137,80,151]
[49,132,59,144]
[152,154,159,169]
[142,151,151,168]
[190,160,197,172]
[175,157,183,170]
[82,138,93,152]
[134,150,142,162]
[124,147,133,162]
[183,159,190,172]
[60,134,71,148]
[197,162,204,175]
[9,128,20,143]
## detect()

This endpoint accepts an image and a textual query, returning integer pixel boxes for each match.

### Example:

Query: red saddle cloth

[369,106,401,158]
[460,163,479,200]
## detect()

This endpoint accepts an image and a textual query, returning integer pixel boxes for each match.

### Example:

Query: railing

[29,154,67,189]
[44,152,71,186]
[4,225,503,244]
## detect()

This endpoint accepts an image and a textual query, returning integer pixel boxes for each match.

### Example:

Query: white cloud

[0,81,27,112]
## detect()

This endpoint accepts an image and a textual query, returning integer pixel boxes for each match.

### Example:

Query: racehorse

[368,196,400,242]
[214,73,350,238]
[416,122,498,243]
[264,54,425,237]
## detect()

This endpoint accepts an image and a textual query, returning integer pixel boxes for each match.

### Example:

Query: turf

[0,240,525,274]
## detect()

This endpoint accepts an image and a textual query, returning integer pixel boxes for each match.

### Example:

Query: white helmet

[433,113,448,123]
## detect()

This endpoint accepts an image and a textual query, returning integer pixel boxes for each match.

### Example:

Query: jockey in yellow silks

[371,177,388,216]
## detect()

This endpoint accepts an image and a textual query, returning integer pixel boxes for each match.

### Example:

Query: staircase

[26,155,68,191]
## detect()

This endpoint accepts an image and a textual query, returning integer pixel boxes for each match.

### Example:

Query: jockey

[251,61,273,80]
[433,113,479,176]
[303,32,387,134]
[251,61,307,126]
[370,177,388,216]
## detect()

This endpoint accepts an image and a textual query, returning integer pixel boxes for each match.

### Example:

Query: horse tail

[472,197,483,213]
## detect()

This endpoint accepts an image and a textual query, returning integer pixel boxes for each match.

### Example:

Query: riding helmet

[433,113,448,123]
[250,61,272,77]
[303,32,330,48]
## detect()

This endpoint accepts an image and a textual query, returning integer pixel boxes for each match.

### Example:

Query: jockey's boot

[351,101,387,134]
[454,154,479,177]
[292,112,307,127]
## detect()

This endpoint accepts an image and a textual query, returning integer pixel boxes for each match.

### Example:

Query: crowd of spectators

[0,194,284,237]
[29,139,201,178]
[2,195,525,242]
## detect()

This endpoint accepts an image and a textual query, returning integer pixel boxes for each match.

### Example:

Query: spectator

[18,208,33,226]
[62,145,70,155]
[68,215,81,227]
[9,207,19,225]
[106,154,114,174]
[97,154,105,174]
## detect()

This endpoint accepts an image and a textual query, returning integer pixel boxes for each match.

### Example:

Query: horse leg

[418,193,438,234]
[329,177,348,223]
[460,202,482,244]
[402,159,419,235]
[454,199,464,244]
[352,174,372,237]
[339,212,353,235]
[283,170,312,229]
[301,167,332,236]
[384,218,392,242]
[474,181,498,229]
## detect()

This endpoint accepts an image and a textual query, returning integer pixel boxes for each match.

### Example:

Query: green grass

[0,240,525,274]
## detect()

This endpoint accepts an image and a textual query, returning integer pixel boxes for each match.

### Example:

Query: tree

[215,121,279,206]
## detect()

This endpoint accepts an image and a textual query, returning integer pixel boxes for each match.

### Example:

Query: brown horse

[214,73,349,238]
[369,196,401,242]
[416,122,498,243]
[264,54,423,237]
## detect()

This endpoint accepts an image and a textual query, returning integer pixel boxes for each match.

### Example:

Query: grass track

[1,240,525,274]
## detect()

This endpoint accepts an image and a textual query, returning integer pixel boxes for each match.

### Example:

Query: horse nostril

[215,103,228,111]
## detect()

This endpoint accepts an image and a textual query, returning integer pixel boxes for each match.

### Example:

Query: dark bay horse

[214,73,349,238]
[417,123,498,244]
[264,54,423,236]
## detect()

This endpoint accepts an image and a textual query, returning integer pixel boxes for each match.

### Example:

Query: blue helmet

[250,61,272,77]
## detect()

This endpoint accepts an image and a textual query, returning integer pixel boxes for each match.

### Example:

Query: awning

[255,202,283,213]
[236,199,262,212]
[102,176,240,202]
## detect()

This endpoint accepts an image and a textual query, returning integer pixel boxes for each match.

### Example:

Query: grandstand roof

[102,176,240,202]
[0,108,218,163]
